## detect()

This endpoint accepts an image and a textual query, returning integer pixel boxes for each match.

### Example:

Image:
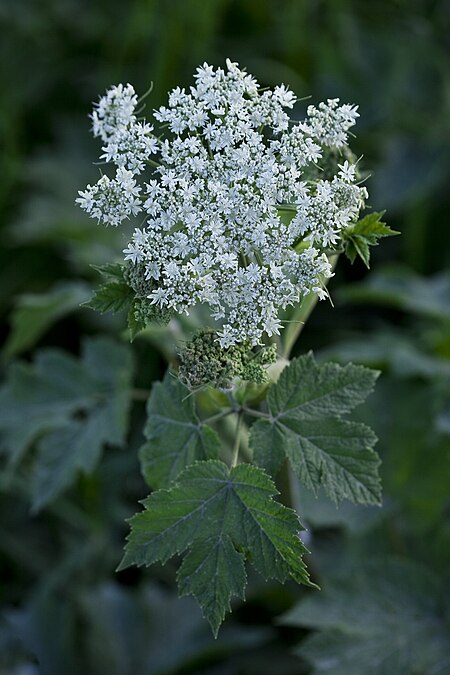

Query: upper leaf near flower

[250,352,381,505]
[139,373,220,489]
[344,211,399,268]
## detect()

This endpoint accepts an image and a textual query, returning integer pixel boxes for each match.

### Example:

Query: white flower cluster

[77,167,142,227]
[77,60,368,346]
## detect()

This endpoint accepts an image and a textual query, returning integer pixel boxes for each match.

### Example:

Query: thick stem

[282,253,339,360]
[230,412,243,468]
[278,254,340,510]
[242,406,269,419]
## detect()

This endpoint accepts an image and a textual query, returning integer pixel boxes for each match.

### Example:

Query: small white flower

[263,315,282,337]
[273,84,296,108]
[338,160,356,182]
[123,243,144,264]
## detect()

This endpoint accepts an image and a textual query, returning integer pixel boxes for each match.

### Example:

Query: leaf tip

[116,554,131,573]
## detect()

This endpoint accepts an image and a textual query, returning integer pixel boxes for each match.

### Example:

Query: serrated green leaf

[84,261,134,315]
[248,419,286,476]
[343,239,357,264]
[90,262,126,281]
[139,373,220,489]
[250,353,381,505]
[0,337,133,509]
[3,282,91,358]
[351,211,391,236]
[344,212,399,268]
[350,235,371,268]
[83,281,134,314]
[127,300,146,341]
[119,460,313,635]
[281,559,450,675]
[178,535,247,636]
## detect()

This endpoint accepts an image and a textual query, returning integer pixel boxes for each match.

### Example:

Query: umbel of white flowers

[77,59,367,347]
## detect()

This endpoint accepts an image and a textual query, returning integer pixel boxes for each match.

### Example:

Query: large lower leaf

[250,353,381,505]
[139,373,220,489]
[119,460,313,635]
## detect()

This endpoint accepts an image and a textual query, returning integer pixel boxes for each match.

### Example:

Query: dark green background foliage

[0,1,449,673]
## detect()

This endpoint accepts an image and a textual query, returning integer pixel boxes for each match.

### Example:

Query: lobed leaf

[344,212,399,268]
[250,353,381,505]
[83,281,133,314]
[119,460,313,635]
[178,535,247,635]
[139,373,220,489]
[84,261,135,317]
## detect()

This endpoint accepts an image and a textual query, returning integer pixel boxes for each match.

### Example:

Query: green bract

[343,211,399,268]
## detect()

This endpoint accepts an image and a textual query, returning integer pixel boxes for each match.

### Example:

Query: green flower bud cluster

[131,296,173,327]
[124,262,149,297]
[178,330,278,389]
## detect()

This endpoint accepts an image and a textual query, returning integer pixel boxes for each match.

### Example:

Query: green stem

[230,412,243,468]
[281,291,319,360]
[242,406,269,419]
[277,254,340,510]
[281,253,339,359]
[202,408,235,425]
[146,158,161,168]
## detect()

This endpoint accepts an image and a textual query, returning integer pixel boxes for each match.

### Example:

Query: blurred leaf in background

[281,559,450,675]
